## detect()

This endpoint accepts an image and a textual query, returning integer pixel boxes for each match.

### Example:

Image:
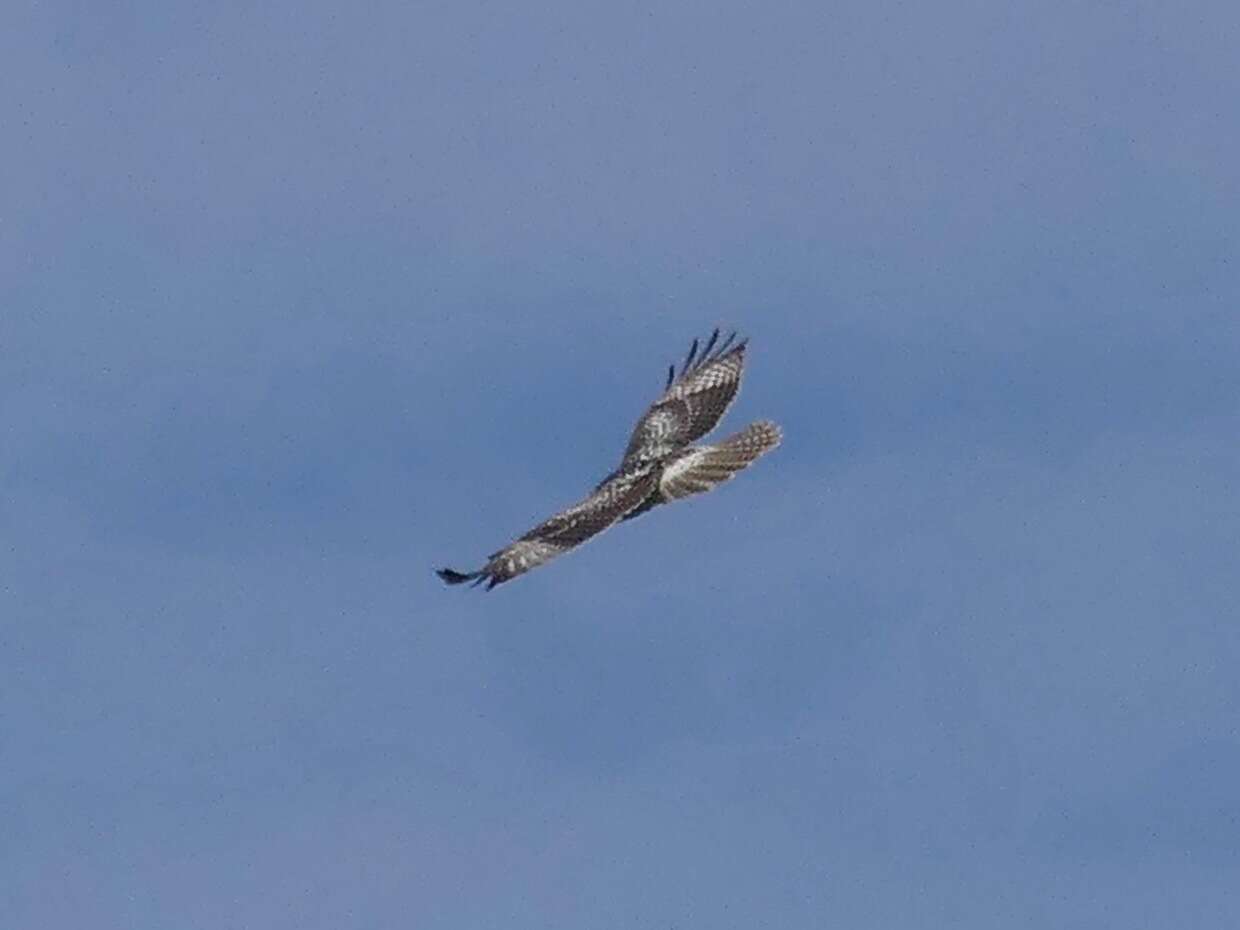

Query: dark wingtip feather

[700,328,721,361]
[665,329,746,389]
[681,337,699,376]
[438,567,482,585]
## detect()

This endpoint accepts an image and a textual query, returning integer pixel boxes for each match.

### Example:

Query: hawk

[438,329,782,589]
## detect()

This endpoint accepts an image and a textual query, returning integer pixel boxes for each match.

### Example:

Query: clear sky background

[4,1,1239,927]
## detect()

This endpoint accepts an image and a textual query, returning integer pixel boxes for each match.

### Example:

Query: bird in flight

[438,329,782,589]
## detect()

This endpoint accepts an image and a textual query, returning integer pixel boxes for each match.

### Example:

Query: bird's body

[438,330,781,589]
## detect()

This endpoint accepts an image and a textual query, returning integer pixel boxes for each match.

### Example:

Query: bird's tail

[657,420,782,501]
[436,567,486,586]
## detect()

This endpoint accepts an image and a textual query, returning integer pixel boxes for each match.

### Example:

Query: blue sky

[4,1,1239,926]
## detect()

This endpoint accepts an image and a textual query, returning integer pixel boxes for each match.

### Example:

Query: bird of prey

[438,329,781,589]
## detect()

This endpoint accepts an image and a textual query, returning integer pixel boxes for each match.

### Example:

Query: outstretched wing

[621,329,747,465]
[657,420,782,502]
[437,469,657,590]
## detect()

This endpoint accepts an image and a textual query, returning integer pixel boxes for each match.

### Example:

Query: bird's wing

[657,420,782,502]
[437,469,658,590]
[621,330,747,465]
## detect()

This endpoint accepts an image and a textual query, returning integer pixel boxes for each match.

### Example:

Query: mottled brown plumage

[438,330,781,589]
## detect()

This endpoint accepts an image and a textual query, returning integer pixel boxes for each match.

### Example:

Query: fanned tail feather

[656,420,783,501]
